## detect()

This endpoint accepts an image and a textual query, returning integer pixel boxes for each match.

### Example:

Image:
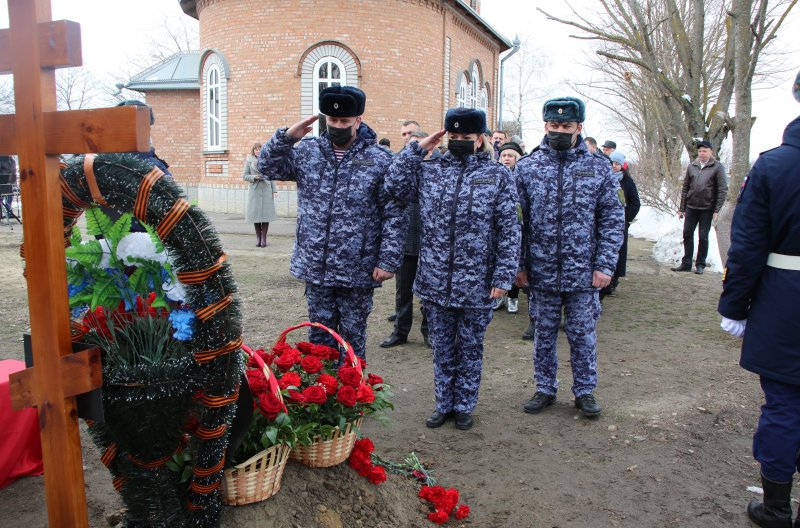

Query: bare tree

[502,40,549,142]
[55,68,103,110]
[716,0,798,261]
[541,0,796,256]
[0,77,14,114]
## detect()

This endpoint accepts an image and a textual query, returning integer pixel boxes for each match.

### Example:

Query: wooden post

[0,0,151,524]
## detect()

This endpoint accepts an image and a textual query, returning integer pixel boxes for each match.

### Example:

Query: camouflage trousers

[423,302,493,414]
[532,289,601,397]
[305,283,374,361]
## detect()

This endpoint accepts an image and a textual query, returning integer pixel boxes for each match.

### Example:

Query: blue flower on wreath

[67,279,89,297]
[169,308,196,341]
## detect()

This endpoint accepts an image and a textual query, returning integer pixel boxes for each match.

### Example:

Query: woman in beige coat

[243,142,278,247]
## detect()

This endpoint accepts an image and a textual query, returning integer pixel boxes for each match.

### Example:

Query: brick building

[127,0,511,215]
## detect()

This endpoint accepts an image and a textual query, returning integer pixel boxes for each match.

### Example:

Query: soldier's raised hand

[287,115,319,140]
[418,129,446,154]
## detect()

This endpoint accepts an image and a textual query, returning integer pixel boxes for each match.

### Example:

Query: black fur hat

[498,142,523,156]
[319,86,366,117]
[542,96,586,123]
[444,108,487,135]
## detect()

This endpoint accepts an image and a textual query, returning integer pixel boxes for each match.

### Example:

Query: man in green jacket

[671,140,728,274]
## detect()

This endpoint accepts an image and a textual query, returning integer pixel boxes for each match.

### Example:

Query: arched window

[200,50,229,152]
[206,65,220,149]
[457,72,469,107]
[312,57,347,135]
[299,42,360,136]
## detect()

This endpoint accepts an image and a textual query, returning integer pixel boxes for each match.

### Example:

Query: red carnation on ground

[455,505,470,519]
[368,465,386,484]
[427,511,449,525]
[353,438,374,453]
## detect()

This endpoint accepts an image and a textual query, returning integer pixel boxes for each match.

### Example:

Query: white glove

[720,317,747,338]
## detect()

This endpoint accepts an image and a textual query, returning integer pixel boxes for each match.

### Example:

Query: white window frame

[312,56,347,136]
[457,73,469,107]
[206,65,221,149]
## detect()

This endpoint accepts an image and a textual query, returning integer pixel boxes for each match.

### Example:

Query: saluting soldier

[516,97,624,418]
[718,71,800,528]
[387,108,521,430]
[258,86,405,360]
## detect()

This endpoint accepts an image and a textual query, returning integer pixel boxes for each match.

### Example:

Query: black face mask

[547,131,575,151]
[448,139,475,158]
[327,124,354,147]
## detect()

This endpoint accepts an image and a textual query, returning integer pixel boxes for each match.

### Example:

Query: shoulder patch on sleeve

[737,175,749,203]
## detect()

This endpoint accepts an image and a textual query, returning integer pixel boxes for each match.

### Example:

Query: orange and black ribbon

[101,443,118,467]
[156,198,190,239]
[177,254,228,285]
[133,167,164,221]
[112,476,127,492]
[195,294,233,322]
[190,479,221,494]
[194,336,242,365]
[200,389,239,408]
[192,457,225,478]
[83,154,108,206]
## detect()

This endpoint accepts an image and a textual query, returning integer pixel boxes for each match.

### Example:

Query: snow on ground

[628,205,723,273]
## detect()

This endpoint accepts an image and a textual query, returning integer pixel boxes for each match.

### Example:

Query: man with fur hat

[671,139,728,274]
[515,96,624,418]
[386,108,521,431]
[258,86,405,360]
[718,69,800,528]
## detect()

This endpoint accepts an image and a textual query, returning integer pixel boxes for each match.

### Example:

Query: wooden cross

[0,0,150,525]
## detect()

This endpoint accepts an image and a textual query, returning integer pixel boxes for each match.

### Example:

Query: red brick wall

[163,0,504,192]
[145,90,201,186]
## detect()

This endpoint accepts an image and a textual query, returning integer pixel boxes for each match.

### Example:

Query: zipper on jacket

[556,152,565,288]
[445,159,467,303]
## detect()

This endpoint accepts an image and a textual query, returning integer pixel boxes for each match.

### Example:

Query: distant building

[127,0,510,215]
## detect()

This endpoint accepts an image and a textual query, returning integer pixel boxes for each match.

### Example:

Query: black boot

[671,263,692,272]
[261,222,269,247]
[747,476,793,528]
[254,223,263,247]
[522,321,536,340]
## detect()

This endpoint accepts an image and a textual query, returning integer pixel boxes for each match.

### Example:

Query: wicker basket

[222,346,290,505]
[289,418,363,467]
[277,321,365,468]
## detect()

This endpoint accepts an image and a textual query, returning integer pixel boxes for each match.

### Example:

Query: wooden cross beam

[0,0,151,525]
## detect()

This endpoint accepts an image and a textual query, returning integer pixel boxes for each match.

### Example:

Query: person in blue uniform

[386,108,521,430]
[516,96,625,418]
[718,71,800,528]
[258,86,405,360]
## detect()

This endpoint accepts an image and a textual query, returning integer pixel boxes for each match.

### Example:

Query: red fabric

[0,360,43,488]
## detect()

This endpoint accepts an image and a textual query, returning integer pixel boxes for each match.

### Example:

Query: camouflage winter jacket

[258,123,405,288]
[516,135,624,292]
[386,142,521,309]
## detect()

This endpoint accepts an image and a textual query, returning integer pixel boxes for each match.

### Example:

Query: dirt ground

[0,219,792,528]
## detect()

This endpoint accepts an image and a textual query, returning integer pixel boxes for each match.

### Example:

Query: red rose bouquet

[269,337,392,445]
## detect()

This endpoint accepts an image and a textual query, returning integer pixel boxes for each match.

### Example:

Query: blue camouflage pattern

[423,302,493,414]
[533,290,601,397]
[516,134,624,291]
[258,123,406,288]
[386,141,521,308]
[305,284,374,360]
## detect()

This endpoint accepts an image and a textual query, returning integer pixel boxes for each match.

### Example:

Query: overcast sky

[1,0,798,157]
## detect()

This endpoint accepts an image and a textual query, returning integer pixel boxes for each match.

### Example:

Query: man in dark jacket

[258,86,405,360]
[381,128,431,348]
[718,71,800,528]
[672,140,728,274]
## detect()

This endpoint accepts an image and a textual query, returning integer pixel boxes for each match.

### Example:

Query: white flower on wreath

[116,232,168,266]
[162,277,187,304]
